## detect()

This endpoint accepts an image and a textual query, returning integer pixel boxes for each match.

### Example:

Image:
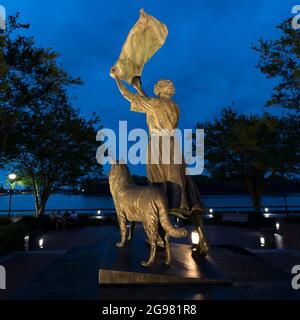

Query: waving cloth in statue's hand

[111,9,168,84]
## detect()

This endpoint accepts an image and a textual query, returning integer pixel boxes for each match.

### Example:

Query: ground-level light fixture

[191,231,200,252]
[275,222,280,231]
[191,231,199,244]
[264,208,270,218]
[275,233,284,249]
[39,238,44,249]
[24,234,29,251]
[260,236,265,247]
[209,208,213,213]
[95,209,105,220]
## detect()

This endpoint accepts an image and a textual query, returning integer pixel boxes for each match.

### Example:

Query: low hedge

[21,216,40,229]
[0,223,25,256]
[0,217,11,226]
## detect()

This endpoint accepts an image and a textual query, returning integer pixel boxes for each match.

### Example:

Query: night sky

[1,0,297,181]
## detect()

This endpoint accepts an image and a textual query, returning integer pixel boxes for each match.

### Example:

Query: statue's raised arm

[111,67,148,101]
[110,67,135,102]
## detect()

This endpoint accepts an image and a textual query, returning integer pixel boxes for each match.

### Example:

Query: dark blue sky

[1,0,297,182]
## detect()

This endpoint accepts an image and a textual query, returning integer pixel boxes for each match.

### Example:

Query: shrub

[21,216,40,231]
[0,217,11,226]
[0,223,25,256]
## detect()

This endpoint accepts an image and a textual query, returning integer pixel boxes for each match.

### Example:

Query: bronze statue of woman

[111,68,208,255]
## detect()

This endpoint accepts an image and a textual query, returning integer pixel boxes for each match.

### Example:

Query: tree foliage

[13,105,101,216]
[1,13,102,215]
[253,18,300,111]
[198,109,299,226]
[0,13,81,162]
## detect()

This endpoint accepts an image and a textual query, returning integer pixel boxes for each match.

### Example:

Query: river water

[0,193,299,215]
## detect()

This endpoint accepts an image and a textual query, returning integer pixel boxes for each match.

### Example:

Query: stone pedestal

[99,241,231,286]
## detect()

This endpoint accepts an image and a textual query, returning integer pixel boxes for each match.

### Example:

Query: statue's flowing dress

[130,94,204,215]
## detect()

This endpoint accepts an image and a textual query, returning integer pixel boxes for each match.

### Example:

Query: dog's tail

[159,206,187,238]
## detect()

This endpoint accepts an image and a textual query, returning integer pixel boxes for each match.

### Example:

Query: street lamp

[8,173,17,219]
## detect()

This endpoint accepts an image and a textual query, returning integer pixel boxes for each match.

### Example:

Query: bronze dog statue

[109,162,187,267]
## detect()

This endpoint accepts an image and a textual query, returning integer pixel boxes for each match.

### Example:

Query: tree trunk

[245,176,265,229]
[32,183,51,217]
[34,192,40,217]
[36,192,50,217]
[37,199,46,216]
[249,192,262,229]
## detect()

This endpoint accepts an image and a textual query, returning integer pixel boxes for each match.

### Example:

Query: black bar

[0,300,296,319]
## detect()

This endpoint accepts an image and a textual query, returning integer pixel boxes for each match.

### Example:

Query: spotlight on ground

[260,236,265,247]
[24,235,29,251]
[191,231,199,252]
[39,238,44,249]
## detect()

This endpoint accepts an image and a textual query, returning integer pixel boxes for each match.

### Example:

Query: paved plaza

[0,224,299,300]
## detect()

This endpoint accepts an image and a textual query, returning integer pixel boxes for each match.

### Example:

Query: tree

[12,105,101,216]
[198,109,299,227]
[0,13,81,162]
[253,18,300,111]
[1,13,102,216]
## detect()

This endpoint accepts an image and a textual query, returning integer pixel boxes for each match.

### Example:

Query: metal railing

[0,208,116,216]
[0,205,299,217]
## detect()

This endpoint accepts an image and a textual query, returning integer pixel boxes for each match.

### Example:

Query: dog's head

[108,161,133,188]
